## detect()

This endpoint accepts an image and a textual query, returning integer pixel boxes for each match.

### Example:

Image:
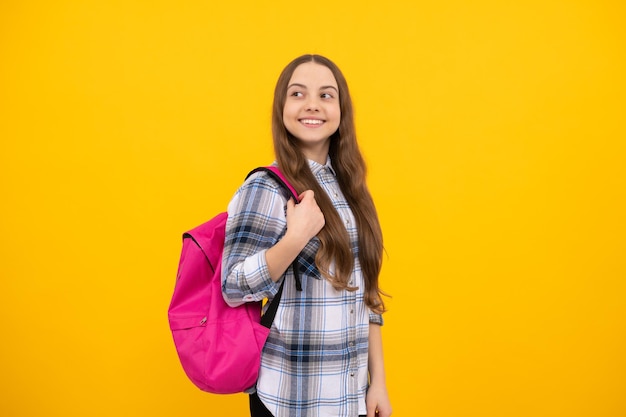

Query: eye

[290,91,303,97]
[321,92,334,99]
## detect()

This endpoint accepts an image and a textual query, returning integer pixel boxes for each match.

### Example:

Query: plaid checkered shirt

[222,158,383,417]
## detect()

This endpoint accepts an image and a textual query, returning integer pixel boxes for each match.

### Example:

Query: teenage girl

[222,54,392,417]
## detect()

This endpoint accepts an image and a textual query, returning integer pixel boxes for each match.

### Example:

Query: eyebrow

[287,83,339,93]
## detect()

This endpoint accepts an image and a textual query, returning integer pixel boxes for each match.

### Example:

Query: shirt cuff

[369,311,384,325]
[240,249,281,303]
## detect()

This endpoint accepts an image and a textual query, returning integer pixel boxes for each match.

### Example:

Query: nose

[305,96,320,112]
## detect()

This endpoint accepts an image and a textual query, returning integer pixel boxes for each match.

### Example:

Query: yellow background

[1,1,625,416]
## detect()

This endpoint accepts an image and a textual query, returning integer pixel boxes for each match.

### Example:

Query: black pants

[249,393,367,417]
[249,393,274,417]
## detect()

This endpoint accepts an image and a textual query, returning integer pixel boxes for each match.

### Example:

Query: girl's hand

[265,190,324,281]
[285,190,325,244]
[366,381,392,417]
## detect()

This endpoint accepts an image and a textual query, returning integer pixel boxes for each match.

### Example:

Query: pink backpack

[168,166,299,394]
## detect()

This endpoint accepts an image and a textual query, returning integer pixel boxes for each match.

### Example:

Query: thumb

[298,190,314,202]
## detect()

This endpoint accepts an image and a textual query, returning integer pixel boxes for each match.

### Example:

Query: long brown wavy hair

[272,54,386,313]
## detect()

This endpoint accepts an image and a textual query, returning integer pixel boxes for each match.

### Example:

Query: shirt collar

[308,156,336,177]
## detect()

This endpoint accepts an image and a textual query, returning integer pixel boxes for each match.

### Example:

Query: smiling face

[282,62,341,163]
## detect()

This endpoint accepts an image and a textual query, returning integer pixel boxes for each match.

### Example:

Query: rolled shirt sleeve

[369,311,384,325]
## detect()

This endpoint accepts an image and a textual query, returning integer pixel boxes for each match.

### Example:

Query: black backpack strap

[261,258,300,329]
[246,166,299,202]
[260,278,283,328]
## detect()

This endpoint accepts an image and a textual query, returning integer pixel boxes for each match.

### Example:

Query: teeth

[301,119,323,125]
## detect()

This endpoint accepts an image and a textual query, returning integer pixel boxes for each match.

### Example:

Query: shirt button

[350,372,355,377]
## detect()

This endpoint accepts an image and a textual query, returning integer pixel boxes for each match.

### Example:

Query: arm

[222,176,288,306]
[366,323,392,417]
[222,174,323,305]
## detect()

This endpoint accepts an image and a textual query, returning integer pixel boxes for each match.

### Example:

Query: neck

[301,143,329,165]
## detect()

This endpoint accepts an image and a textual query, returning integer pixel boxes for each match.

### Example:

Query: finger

[298,190,314,201]
[377,405,391,417]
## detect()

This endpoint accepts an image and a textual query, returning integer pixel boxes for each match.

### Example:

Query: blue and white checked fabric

[222,158,382,417]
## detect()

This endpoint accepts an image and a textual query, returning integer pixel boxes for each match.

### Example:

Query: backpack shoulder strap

[246,166,299,202]
[246,166,303,329]
[247,165,302,292]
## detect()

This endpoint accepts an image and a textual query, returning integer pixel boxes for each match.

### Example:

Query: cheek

[281,108,289,127]
[282,103,296,121]
[282,106,298,133]
[282,111,293,129]
[331,107,341,124]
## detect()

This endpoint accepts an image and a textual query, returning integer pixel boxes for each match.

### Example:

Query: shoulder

[238,169,293,201]
[226,169,291,216]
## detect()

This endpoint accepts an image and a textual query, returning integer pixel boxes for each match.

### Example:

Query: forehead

[288,62,338,88]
